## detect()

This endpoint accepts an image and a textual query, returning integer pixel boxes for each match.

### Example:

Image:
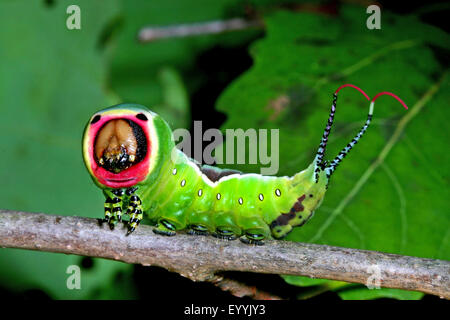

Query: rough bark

[0,210,448,299]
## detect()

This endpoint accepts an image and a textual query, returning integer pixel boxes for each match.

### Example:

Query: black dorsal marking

[270,194,306,228]
[198,164,241,182]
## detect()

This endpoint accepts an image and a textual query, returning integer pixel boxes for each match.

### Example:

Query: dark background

[0,0,448,301]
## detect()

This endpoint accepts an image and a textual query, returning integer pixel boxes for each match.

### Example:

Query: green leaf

[109,0,258,129]
[152,67,190,129]
[0,0,133,299]
[338,287,424,300]
[216,6,450,299]
[283,275,331,287]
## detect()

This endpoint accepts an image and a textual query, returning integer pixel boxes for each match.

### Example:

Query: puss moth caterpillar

[82,84,407,245]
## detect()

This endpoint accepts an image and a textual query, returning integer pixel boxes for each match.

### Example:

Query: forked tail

[314,84,408,183]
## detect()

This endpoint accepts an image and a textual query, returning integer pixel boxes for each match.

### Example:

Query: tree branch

[0,210,448,299]
[138,18,263,42]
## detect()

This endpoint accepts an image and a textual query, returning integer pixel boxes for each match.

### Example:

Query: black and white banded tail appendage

[313,93,337,182]
[324,101,374,178]
[314,84,408,183]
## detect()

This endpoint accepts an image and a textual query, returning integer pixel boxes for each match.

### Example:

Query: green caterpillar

[82,84,407,245]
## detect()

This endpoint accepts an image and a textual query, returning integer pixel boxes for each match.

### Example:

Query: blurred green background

[0,0,448,300]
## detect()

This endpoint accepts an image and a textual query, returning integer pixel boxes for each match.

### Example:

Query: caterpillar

[82,84,407,245]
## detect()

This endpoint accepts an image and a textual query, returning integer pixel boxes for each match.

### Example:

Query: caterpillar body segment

[82,85,407,244]
[118,146,326,243]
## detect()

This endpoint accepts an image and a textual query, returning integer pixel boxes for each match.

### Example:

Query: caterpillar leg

[239,229,267,246]
[212,227,239,241]
[239,218,271,245]
[103,198,113,225]
[153,207,187,236]
[153,219,177,236]
[126,207,143,235]
[211,213,240,240]
[125,187,143,235]
[103,190,124,230]
[186,211,213,236]
[187,224,209,236]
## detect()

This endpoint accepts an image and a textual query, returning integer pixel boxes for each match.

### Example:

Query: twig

[138,18,263,42]
[211,275,282,300]
[0,210,448,299]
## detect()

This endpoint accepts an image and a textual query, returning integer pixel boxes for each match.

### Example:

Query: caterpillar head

[82,104,174,189]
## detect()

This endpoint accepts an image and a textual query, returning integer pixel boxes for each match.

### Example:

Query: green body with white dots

[134,145,327,240]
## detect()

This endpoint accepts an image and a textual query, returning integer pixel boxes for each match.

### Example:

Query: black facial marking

[136,113,148,121]
[91,115,101,124]
[128,119,147,161]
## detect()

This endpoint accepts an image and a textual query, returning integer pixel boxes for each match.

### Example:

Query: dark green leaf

[216,6,449,299]
[0,0,131,299]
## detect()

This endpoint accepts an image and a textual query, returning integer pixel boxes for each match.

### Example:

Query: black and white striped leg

[111,189,124,223]
[104,197,113,223]
[125,187,143,235]
[127,208,143,235]
[103,192,122,229]
[104,190,124,230]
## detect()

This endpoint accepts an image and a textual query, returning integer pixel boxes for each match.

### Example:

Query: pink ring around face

[87,114,151,189]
